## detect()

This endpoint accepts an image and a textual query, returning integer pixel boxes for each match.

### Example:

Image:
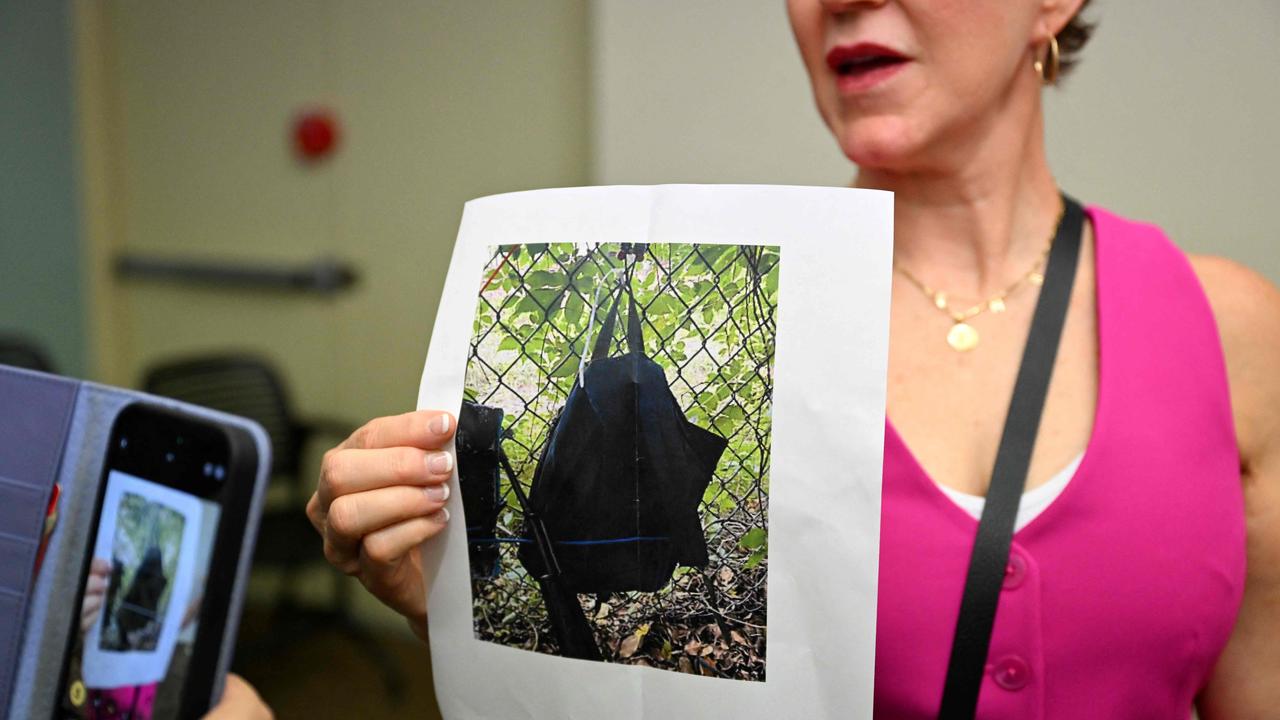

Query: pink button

[991,655,1031,691]
[1003,551,1027,590]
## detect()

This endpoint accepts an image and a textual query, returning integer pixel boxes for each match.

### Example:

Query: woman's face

[787,0,1062,173]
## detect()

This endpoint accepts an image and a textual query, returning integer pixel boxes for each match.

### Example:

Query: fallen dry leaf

[619,633,642,658]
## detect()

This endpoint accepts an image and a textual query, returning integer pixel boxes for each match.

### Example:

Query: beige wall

[77,0,590,639]
[592,0,1280,280]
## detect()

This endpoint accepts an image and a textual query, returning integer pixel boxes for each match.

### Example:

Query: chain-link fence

[462,241,779,681]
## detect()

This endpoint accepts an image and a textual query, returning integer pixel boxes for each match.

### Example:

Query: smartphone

[52,403,260,720]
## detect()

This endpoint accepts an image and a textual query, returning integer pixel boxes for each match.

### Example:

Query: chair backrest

[0,335,56,373]
[141,354,301,476]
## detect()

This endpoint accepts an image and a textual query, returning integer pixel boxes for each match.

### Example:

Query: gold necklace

[894,206,1065,352]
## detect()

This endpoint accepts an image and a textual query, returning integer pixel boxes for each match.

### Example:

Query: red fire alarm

[293,108,339,161]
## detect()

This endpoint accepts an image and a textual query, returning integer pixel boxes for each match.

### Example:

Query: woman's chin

[834,116,923,173]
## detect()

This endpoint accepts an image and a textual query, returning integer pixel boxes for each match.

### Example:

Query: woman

[306,0,1280,716]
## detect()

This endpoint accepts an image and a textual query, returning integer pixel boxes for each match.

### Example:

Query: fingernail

[427,451,453,474]
[435,507,450,523]
[424,483,449,503]
[432,413,452,435]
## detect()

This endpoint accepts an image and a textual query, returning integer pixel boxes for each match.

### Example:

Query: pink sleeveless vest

[874,206,1246,719]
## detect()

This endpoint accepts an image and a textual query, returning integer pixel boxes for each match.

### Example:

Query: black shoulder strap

[591,263,645,361]
[937,195,1085,719]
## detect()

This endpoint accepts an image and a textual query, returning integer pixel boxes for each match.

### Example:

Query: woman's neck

[854,102,1062,301]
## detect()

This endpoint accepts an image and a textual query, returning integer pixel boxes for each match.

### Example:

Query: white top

[935,452,1084,532]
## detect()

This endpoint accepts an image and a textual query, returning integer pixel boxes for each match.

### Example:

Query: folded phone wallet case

[0,365,271,720]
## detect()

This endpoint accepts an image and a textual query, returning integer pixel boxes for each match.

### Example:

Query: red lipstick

[826,43,910,94]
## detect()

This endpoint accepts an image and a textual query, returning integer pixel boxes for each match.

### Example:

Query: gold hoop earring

[1034,35,1060,85]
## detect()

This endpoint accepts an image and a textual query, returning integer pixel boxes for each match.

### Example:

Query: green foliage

[738,527,767,550]
[465,243,779,526]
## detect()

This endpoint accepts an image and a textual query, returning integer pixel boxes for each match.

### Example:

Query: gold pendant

[947,322,979,352]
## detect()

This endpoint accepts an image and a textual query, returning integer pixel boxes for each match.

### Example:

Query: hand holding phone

[200,675,272,720]
[53,404,260,720]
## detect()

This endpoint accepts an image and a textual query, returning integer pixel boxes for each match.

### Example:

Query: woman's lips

[826,43,910,94]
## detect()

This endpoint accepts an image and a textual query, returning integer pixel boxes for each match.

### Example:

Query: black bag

[456,401,504,578]
[116,545,169,647]
[518,271,727,593]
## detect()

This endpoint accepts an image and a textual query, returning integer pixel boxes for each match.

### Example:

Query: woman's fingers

[342,410,455,451]
[80,558,111,634]
[202,674,273,720]
[307,409,456,606]
[323,484,452,570]
[80,593,104,635]
[359,512,450,569]
[313,445,454,513]
[84,569,109,597]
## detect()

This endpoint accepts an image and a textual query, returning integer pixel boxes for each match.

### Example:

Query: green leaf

[564,293,585,324]
[698,245,728,268]
[713,415,735,435]
[526,270,563,290]
[515,295,540,316]
[739,527,767,551]
[531,286,563,306]
[647,294,682,318]
[744,549,766,569]
[549,357,580,378]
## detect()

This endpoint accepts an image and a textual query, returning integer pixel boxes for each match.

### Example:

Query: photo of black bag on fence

[517,268,728,594]
[100,493,185,653]
[459,241,777,679]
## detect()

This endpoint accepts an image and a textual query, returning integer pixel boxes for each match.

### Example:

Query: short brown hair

[1058,0,1097,77]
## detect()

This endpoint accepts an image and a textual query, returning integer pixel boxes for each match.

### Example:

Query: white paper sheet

[81,471,202,689]
[418,185,892,719]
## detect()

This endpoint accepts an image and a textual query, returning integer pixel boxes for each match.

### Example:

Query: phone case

[0,365,271,720]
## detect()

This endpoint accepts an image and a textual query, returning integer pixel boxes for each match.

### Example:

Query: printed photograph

[100,492,186,653]
[458,241,779,681]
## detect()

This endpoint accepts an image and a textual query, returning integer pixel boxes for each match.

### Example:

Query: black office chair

[142,353,406,700]
[0,335,56,373]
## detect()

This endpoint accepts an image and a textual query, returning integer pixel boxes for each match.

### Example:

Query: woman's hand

[306,410,455,641]
[202,674,272,720]
[79,557,111,636]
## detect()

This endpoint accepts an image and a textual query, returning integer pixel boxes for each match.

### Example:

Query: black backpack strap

[937,195,1085,719]
[625,272,645,355]
[591,261,646,360]
[591,272,627,361]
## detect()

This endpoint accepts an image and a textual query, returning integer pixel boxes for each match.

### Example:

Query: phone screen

[54,405,233,720]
